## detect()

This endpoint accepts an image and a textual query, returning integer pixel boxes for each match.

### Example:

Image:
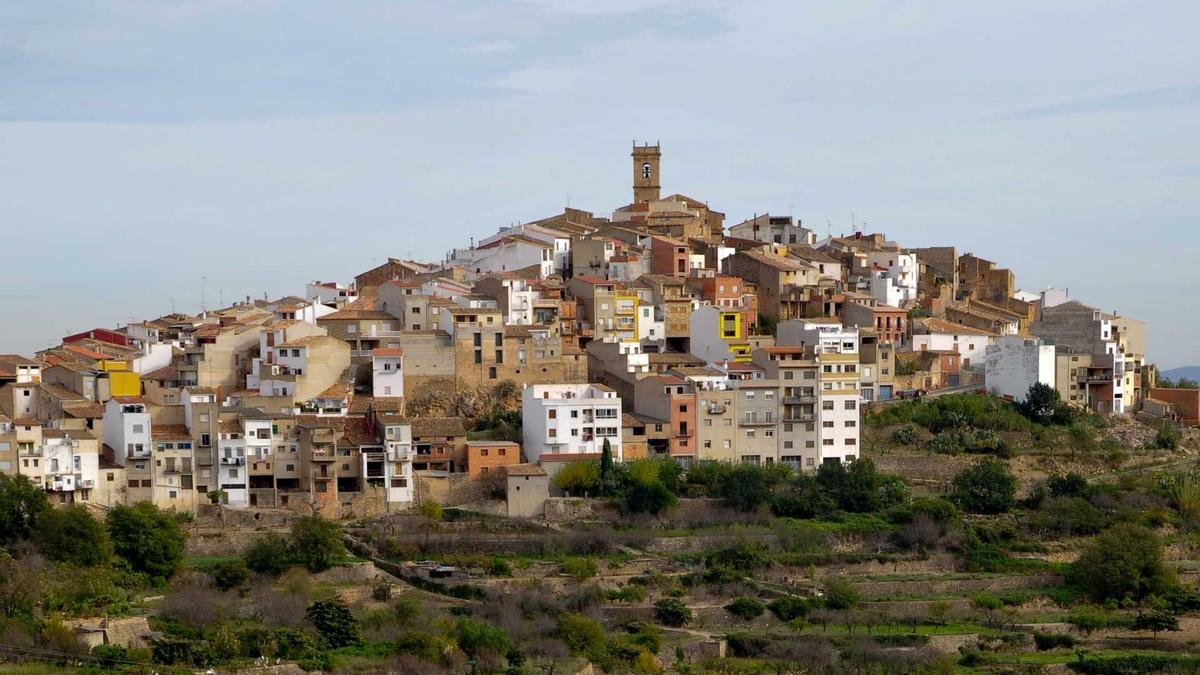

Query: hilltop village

[1,144,1177,518]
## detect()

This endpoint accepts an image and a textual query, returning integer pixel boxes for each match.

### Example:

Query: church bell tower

[632,142,661,203]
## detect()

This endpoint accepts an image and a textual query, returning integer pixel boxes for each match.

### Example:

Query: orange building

[465,441,522,479]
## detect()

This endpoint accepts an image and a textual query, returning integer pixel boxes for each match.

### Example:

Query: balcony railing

[783,394,817,404]
[219,456,245,466]
[739,418,776,426]
[784,413,816,423]
[706,404,726,414]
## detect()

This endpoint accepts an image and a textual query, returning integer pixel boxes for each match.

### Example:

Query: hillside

[1163,366,1200,382]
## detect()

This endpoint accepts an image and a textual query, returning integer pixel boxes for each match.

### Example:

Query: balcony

[783,394,817,405]
[311,450,336,462]
[739,417,776,427]
[784,413,815,423]
[706,404,726,414]
[219,456,245,466]
[363,328,405,338]
[350,350,374,358]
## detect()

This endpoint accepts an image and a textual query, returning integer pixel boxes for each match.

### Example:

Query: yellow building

[96,360,141,398]
[614,289,640,341]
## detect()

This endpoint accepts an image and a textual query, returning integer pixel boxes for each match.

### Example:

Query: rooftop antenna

[851,211,856,230]
[170,297,176,314]
[201,276,207,313]
[566,192,572,208]
[219,289,224,307]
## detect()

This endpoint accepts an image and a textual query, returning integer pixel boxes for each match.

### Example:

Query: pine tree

[599,438,614,496]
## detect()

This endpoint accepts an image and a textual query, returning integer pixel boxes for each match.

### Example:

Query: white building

[102,396,151,466]
[42,429,99,500]
[307,281,358,307]
[372,349,404,398]
[912,319,997,370]
[636,305,664,343]
[778,318,860,356]
[522,384,623,464]
[865,251,918,304]
[376,418,414,507]
[448,235,555,279]
[985,336,1056,402]
[479,223,573,277]
[216,418,248,507]
[728,214,816,247]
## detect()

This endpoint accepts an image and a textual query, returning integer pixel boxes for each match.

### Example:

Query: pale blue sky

[1,2,1197,366]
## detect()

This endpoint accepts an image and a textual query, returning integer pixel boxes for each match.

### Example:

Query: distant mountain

[1162,366,1200,382]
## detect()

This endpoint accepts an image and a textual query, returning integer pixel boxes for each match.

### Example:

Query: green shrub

[290,516,343,573]
[723,597,765,620]
[557,613,606,659]
[243,533,292,576]
[395,631,444,661]
[927,431,963,455]
[209,560,250,591]
[821,578,860,610]
[608,585,646,603]
[1066,654,1200,674]
[891,425,919,445]
[1073,523,1174,602]
[1032,632,1076,650]
[653,597,692,627]
[952,457,1016,514]
[767,596,809,621]
[561,556,599,580]
[306,599,360,649]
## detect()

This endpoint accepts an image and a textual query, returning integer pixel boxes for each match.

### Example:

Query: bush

[724,597,765,620]
[608,585,646,603]
[290,516,343,573]
[243,533,292,576]
[653,597,692,627]
[952,457,1016,514]
[816,458,908,513]
[209,560,250,591]
[395,631,444,661]
[1027,496,1105,536]
[1073,523,1174,602]
[0,473,50,545]
[767,596,809,621]
[306,598,360,648]
[723,464,774,512]
[891,425,919,445]
[926,431,963,455]
[557,613,606,659]
[1033,632,1076,650]
[1018,383,1075,426]
[1152,424,1180,450]
[455,616,511,659]
[554,461,601,496]
[707,540,770,571]
[821,578,860,610]
[561,557,598,581]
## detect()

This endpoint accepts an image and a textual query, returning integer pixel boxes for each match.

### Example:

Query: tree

[306,598,360,648]
[971,593,1003,627]
[553,461,600,496]
[724,464,772,512]
[35,505,111,566]
[622,461,679,515]
[816,458,906,513]
[951,457,1016,514]
[653,597,692,627]
[1132,609,1180,638]
[242,533,292,576]
[290,516,343,573]
[557,613,606,659]
[599,438,615,496]
[455,616,511,660]
[1074,523,1173,602]
[1018,383,1074,425]
[106,502,185,581]
[0,474,49,544]
[821,578,860,610]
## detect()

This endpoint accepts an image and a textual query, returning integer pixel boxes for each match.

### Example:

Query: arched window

[642,162,652,179]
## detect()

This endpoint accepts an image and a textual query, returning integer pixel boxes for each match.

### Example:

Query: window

[822,401,834,410]
[480,448,489,457]
[199,413,210,423]
[488,367,497,379]
[200,433,211,447]
[845,420,856,427]
[548,409,557,420]
[132,424,144,434]
[845,438,857,446]
[499,447,506,456]
[494,333,503,346]
[823,439,834,446]
[495,349,503,364]
[548,429,556,438]
[844,400,856,410]
[642,162,651,179]
[474,350,482,364]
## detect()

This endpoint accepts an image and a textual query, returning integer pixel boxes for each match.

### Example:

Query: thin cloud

[992,84,1200,121]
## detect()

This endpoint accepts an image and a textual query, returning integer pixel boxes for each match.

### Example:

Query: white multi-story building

[448,235,555,279]
[522,384,623,464]
[372,349,404,398]
[42,429,100,502]
[377,418,414,507]
[778,318,860,356]
[912,319,997,370]
[102,396,151,466]
[306,281,358,307]
[479,223,573,277]
[985,336,1056,402]
[865,251,918,304]
[216,418,248,507]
